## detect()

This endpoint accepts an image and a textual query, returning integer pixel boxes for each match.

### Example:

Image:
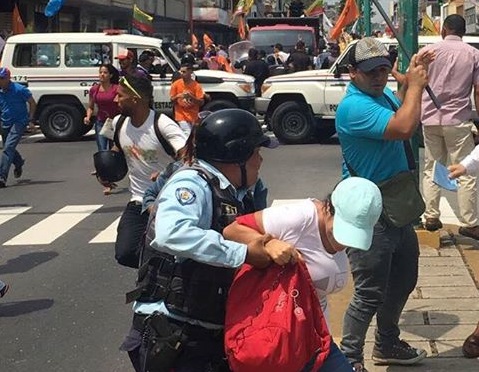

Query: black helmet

[196,109,277,163]
[93,151,128,182]
[181,53,195,65]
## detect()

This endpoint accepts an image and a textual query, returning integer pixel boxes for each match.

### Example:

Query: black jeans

[340,219,420,364]
[115,201,149,268]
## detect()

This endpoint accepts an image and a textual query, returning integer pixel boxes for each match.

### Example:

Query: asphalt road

[0,133,344,372]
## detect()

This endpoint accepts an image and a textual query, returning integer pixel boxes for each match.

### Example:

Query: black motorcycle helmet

[93,150,128,182]
[196,109,276,164]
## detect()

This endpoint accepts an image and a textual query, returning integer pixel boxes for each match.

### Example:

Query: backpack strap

[153,111,176,159]
[114,112,176,159]
[113,114,128,152]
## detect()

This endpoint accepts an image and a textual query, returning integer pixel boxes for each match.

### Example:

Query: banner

[132,4,154,35]
[12,4,25,35]
[421,13,439,36]
[329,0,360,40]
[305,0,324,17]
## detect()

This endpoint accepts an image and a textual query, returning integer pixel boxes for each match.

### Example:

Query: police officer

[121,109,291,372]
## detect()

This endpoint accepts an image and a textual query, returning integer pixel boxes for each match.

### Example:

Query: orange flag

[238,16,246,40]
[191,34,198,49]
[203,33,214,49]
[12,4,25,35]
[330,0,359,40]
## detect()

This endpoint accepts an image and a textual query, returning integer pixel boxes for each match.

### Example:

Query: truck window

[13,43,60,67]
[65,43,112,67]
[249,30,314,54]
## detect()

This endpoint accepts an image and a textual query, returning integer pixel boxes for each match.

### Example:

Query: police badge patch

[176,188,196,205]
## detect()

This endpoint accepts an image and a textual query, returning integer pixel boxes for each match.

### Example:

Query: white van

[0,32,256,141]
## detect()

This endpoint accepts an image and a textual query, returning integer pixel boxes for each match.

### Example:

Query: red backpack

[225,260,332,372]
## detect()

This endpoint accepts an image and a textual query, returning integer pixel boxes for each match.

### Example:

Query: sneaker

[0,283,9,298]
[463,332,479,358]
[351,362,368,372]
[372,339,427,365]
[13,162,24,178]
[424,217,442,231]
[459,225,479,240]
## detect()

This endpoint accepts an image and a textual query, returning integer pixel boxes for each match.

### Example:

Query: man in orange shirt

[170,64,205,135]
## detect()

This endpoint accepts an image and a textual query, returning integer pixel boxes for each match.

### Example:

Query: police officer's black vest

[127,164,256,325]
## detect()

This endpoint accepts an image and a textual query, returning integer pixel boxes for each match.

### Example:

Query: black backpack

[113,111,176,158]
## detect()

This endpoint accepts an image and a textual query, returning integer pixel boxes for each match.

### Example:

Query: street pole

[364,0,371,36]
[357,0,364,35]
[397,0,420,171]
[189,0,194,38]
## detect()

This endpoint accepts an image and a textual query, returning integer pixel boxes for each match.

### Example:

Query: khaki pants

[422,122,478,226]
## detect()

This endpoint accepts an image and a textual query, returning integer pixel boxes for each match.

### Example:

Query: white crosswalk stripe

[0,197,465,246]
[0,206,32,226]
[89,216,120,244]
[3,205,102,246]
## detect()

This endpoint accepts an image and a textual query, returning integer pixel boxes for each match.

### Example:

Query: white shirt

[262,199,349,323]
[461,144,479,174]
[113,111,187,202]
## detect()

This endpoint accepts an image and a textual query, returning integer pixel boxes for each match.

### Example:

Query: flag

[305,0,324,17]
[45,0,65,17]
[132,4,154,35]
[12,4,25,35]
[421,13,439,36]
[203,33,214,49]
[191,34,198,49]
[238,15,247,40]
[231,0,254,24]
[330,0,360,40]
[233,0,255,17]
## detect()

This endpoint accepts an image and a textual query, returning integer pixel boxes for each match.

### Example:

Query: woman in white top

[223,177,383,325]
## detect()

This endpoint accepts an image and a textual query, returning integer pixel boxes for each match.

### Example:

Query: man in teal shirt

[336,37,432,372]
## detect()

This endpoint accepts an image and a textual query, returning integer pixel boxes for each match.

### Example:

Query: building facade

[0,0,243,46]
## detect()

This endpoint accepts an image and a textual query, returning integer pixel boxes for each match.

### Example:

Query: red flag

[12,4,25,35]
[330,0,360,40]
[203,33,214,49]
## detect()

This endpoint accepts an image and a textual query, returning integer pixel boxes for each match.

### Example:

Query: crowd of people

[3,11,479,372]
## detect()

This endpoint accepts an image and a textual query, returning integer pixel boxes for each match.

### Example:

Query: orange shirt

[170,79,204,124]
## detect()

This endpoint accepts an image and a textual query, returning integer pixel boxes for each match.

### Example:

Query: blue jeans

[302,342,353,372]
[0,123,26,182]
[94,119,111,152]
[340,220,419,364]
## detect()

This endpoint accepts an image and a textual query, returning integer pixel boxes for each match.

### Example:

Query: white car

[256,36,479,144]
[1,32,256,141]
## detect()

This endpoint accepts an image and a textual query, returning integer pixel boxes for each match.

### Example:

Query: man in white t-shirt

[106,75,187,268]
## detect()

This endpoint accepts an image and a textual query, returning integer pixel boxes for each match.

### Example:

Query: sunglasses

[119,76,142,99]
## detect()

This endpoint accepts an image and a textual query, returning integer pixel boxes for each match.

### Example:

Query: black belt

[128,200,143,207]
[133,313,223,340]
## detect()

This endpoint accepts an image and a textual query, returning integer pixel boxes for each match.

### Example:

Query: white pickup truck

[0,32,256,141]
[255,36,479,144]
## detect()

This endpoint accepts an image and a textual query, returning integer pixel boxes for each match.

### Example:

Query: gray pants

[340,220,420,364]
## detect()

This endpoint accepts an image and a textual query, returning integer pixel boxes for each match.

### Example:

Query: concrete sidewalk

[328,225,479,371]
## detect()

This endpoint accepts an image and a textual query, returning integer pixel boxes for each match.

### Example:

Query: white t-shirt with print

[262,199,349,323]
[113,111,187,202]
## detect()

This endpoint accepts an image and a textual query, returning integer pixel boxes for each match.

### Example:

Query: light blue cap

[332,177,383,251]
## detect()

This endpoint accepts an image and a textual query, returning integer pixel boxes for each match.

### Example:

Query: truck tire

[39,104,83,141]
[271,101,315,144]
[202,99,237,112]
